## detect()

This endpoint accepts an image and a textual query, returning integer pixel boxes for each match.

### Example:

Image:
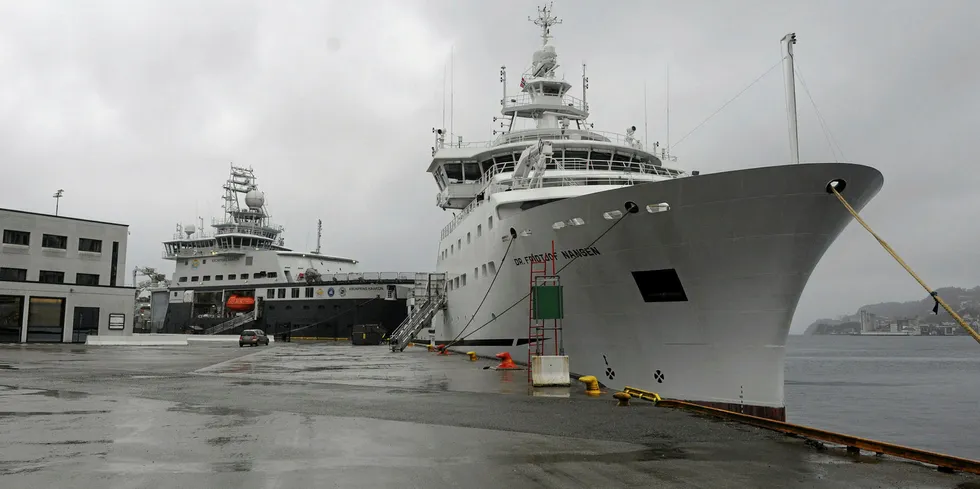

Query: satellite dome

[245,190,265,209]
[184,223,196,235]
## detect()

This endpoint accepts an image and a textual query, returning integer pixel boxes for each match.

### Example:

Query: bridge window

[444,163,463,182]
[191,276,199,282]
[277,288,286,299]
[203,275,211,281]
[215,275,223,280]
[179,277,188,282]
[305,287,314,298]
[291,288,300,298]
[241,273,249,280]
[463,162,480,181]
[267,289,275,298]
[228,274,236,280]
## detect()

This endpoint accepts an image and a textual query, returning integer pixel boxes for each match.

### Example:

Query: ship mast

[781,33,800,165]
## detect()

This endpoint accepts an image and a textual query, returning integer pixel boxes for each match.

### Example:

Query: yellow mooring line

[829,183,980,345]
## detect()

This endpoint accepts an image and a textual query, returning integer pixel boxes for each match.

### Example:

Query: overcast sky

[1,0,978,333]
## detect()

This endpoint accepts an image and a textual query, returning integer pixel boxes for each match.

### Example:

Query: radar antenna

[530,3,561,47]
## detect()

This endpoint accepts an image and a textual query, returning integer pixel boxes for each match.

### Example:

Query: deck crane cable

[671,56,785,150]
[443,237,516,346]
[444,203,638,349]
[828,185,980,345]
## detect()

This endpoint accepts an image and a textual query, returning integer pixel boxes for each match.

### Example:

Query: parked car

[239,329,269,347]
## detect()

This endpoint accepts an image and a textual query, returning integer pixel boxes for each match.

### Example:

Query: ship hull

[432,162,883,420]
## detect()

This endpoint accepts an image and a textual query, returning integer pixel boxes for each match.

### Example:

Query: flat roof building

[0,208,135,343]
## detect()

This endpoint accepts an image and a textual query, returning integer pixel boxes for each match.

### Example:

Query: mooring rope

[829,184,980,345]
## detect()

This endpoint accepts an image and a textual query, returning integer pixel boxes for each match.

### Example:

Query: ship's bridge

[427,134,671,210]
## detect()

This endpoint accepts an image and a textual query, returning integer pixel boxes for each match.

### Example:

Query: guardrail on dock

[653,399,980,475]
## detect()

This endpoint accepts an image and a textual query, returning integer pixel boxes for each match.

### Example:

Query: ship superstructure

[159,165,439,338]
[413,4,884,420]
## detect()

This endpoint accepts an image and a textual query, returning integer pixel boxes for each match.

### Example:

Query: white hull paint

[433,162,882,413]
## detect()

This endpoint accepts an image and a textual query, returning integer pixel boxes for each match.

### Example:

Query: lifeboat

[226,295,255,312]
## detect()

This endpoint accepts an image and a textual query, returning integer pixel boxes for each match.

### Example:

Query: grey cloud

[1,0,977,332]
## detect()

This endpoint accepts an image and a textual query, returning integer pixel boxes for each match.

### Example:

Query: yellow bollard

[613,391,631,407]
[466,351,477,362]
[427,344,434,352]
[578,375,601,396]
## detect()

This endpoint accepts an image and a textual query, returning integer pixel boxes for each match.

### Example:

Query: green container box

[532,285,564,320]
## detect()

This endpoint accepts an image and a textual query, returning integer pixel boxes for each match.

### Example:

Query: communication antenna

[643,82,649,152]
[315,219,323,254]
[52,189,64,216]
[450,45,455,146]
[666,63,671,159]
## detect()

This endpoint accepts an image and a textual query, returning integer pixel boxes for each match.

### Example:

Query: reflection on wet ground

[194,343,573,397]
[0,342,976,488]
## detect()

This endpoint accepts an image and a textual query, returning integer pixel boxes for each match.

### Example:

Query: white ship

[420,5,882,420]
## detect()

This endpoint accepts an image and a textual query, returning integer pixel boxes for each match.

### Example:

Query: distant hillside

[804,286,980,335]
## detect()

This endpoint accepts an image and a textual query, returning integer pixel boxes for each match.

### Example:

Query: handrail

[502,91,588,113]
[438,158,683,238]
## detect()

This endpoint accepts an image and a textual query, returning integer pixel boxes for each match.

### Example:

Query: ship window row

[3,230,104,253]
[0,267,99,285]
[446,261,495,291]
[177,271,279,283]
[264,287,316,300]
[440,217,493,262]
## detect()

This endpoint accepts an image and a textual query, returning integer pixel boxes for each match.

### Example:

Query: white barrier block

[531,355,570,387]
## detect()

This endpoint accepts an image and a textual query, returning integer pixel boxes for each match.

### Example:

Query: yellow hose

[829,184,980,345]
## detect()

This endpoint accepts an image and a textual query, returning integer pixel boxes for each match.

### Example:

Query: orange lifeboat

[226,295,255,312]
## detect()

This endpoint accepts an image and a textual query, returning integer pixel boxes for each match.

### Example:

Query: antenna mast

[450,45,455,146]
[666,63,670,159]
[531,2,562,46]
[643,82,649,152]
[315,219,322,254]
[782,33,800,164]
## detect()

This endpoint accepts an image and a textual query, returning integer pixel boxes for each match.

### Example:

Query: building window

[191,276,199,282]
[241,273,249,280]
[0,295,24,343]
[277,288,286,299]
[305,287,314,298]
[467,232,471,244]
[41,234,68,249]
[0,268,27,282]
[450,244,454,255]
[482,264,488,277]
[458,238,462,250]
[268,272,278,278]
[228,274,237,280]
[110,241,119,286]
[245,257,254,266]
[202,275,211,281]
[38,270,65,284]
[291,288,300,298]
[179,276,188,283]
[75,273,100,286]
[27,297,65,343]
[215,275,224,280]
[2,230,30,246]
[488,216,493,230]
[477,224,482,237]
[78,238,102,253]
[267,289,275,298]
[461,274,467,287]
[488,261,496,275]
[474,267,479,279]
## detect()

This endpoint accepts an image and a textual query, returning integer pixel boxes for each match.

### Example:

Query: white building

[0,208,135,343]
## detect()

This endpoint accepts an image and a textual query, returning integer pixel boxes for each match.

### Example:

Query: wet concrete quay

[0,342,977,488]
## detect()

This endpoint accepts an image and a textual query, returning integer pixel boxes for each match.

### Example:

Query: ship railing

[162,243,276,259]
[435,128,649,151]
[306,272,423,284]
[502,91,589,114]
[439,158,683,238]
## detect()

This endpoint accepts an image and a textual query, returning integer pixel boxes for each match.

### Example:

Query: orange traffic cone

[494,352,519,369]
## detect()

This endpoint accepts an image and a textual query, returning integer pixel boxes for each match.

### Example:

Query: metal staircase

[205,309,258,335]
[389,273,447,352]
